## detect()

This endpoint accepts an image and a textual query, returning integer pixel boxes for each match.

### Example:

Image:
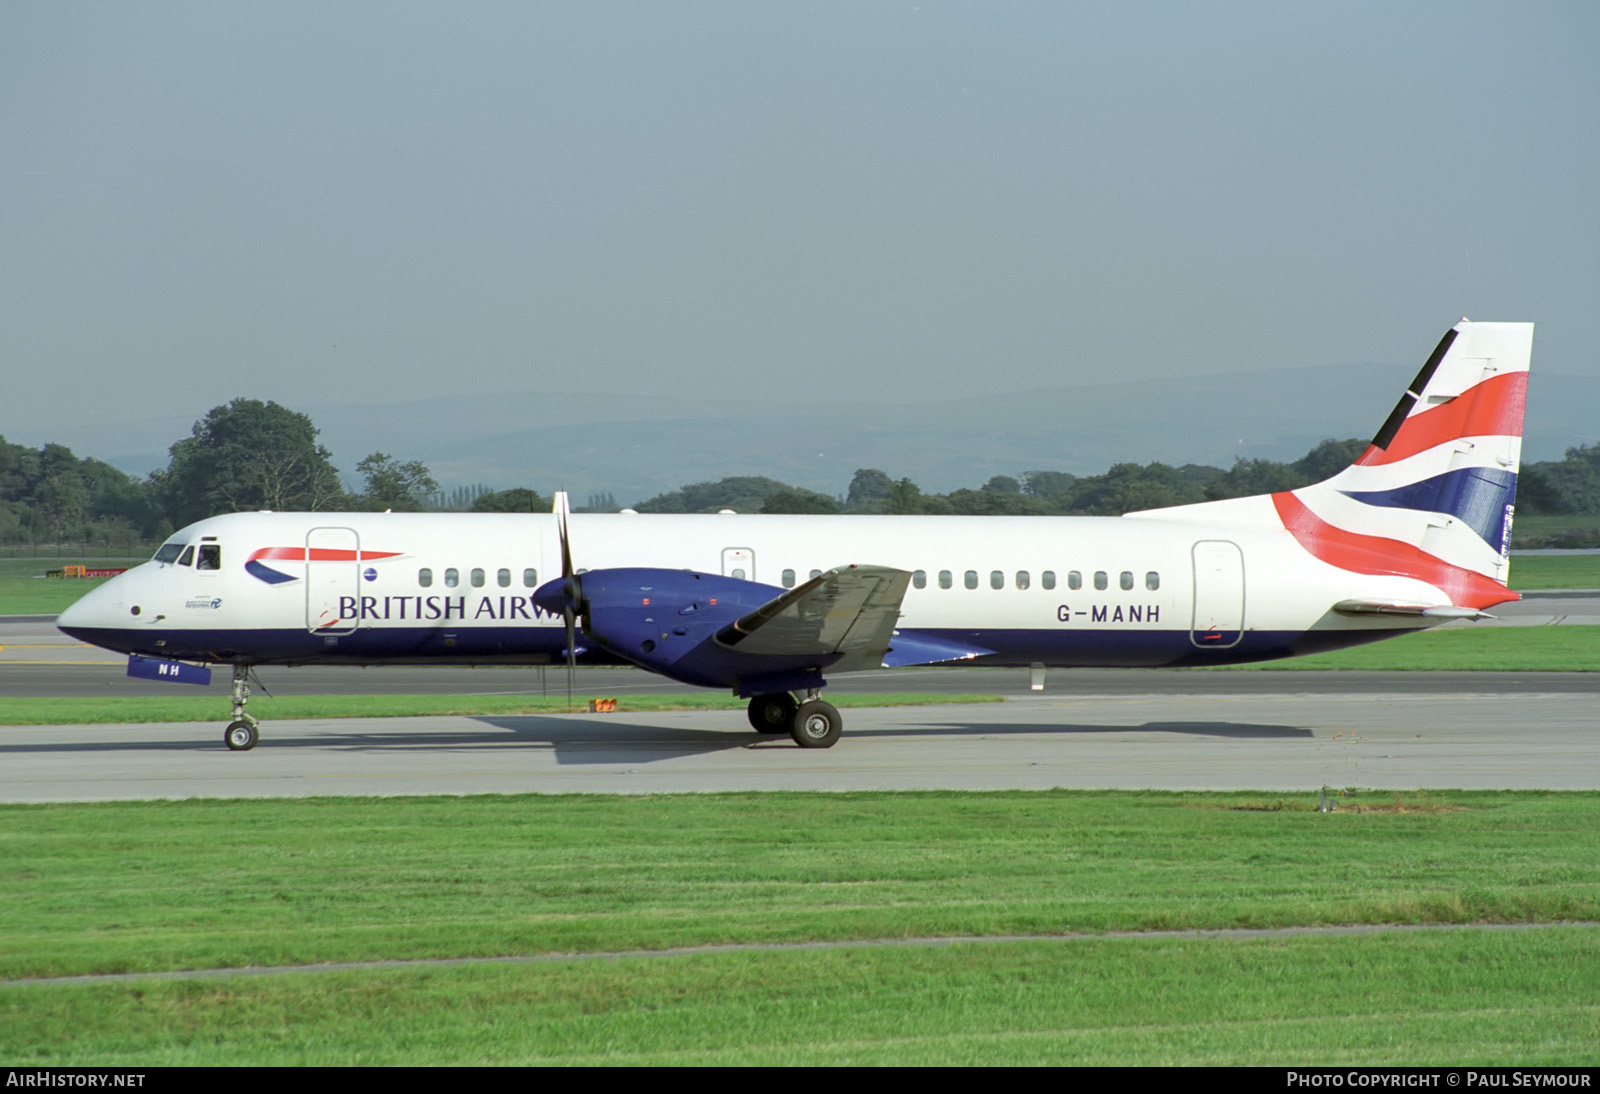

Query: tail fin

[1272,320,1532,609]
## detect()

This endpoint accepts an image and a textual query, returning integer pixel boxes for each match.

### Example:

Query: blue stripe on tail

[1340,467,1517,550]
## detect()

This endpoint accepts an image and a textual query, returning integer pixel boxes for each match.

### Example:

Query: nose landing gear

[224,663,261,751]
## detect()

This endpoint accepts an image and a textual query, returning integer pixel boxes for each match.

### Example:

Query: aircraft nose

[55,578,130,642]
[55,592,94,636]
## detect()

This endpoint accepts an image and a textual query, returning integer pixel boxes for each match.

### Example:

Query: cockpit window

[154,542,185,564]
[177,545,195,567]
[197,545,221,571]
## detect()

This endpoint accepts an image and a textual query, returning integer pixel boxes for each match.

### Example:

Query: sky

[3,1,1597,484]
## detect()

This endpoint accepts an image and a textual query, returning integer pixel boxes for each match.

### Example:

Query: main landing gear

[746,691,842,749]
[225,663,260,751]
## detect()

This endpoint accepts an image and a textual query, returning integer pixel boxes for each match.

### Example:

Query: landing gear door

[1190,540,1244,648]
[306,526,360,635]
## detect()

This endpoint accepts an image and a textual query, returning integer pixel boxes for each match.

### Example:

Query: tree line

[635,441,1600,524]
[0,399,545,547]
[3,396,1597,547]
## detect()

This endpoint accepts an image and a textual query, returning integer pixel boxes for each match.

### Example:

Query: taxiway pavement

[3,684,1594,801]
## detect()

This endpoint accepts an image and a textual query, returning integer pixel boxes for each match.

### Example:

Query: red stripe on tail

[1356,371,1527,466]
[1271,492,1516,610]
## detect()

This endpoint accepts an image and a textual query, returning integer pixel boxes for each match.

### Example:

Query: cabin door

[721,547,755,581]
[1190,540,1244,648]
[306,526,361,635]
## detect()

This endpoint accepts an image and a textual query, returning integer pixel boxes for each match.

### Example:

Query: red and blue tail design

[1271,320,1532,610]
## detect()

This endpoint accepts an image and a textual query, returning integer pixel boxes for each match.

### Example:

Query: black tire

[747,692,798,734]
[790,700,842,749]
[225,720,259,751]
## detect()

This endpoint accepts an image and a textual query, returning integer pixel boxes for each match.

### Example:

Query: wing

[718,564,911,673]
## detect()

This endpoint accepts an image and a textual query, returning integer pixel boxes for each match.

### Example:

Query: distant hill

[48,365,1600,506]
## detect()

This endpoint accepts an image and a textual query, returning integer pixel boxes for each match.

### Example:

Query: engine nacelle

[534,568,838,691]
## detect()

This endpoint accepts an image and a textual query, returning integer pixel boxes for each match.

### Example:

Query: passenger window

[1015,571,1030,590]
[197,545,221,571]
[782,569,796,588]
[497,568,511,588]
[809,569,823,580]
[1068,571,1082,590]
[964,570,978,590]
[990,570,1004,590]
[445,568,459,588]
[1120,571,1134,591]
[912,570,926,589]
[523,568,537,587]
[177,545,195,567]
[1042,571,1056,590]
[1146,571,1160,591]
[419,568,433,588]
[732,568,746,580]
[154,541,185,564]
[938,570,953,589]
[1094,571,1108,591]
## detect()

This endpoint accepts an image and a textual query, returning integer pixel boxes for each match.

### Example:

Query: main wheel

[790,700,842,749]
[225,720,259,751]
[747,692,798,734]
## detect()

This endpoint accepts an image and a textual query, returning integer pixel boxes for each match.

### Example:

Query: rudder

[1276,320,1533,605]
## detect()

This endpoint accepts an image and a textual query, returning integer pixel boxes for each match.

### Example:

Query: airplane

[56,319,1533,752]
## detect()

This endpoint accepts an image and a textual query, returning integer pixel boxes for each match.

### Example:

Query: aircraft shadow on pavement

[845,720,1312,741]
[470,714,1314,764]
[0,714,1309,764]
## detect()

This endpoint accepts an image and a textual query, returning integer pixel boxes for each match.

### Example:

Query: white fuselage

[57,507,1451,672]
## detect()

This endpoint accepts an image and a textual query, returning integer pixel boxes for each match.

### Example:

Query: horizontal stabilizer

[1333,599,1495,620]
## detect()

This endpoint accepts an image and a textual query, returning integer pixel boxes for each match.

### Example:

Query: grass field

[7,930,1595,1065]
[0,556,140,616]
[1508,552,1600,589]
[2,790,1596,1064]
[1510,514,1600,551]
[1230,623,1600,672]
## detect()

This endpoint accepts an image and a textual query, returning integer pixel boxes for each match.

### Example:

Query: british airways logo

[246,547,404,585]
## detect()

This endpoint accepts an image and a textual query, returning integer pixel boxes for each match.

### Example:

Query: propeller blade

[564,604,576,712]
[559,504,575,589]
[554,490,578,710]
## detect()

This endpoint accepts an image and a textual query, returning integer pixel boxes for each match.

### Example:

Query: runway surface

[3,684,1595,801]
[4,606,1596,801]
